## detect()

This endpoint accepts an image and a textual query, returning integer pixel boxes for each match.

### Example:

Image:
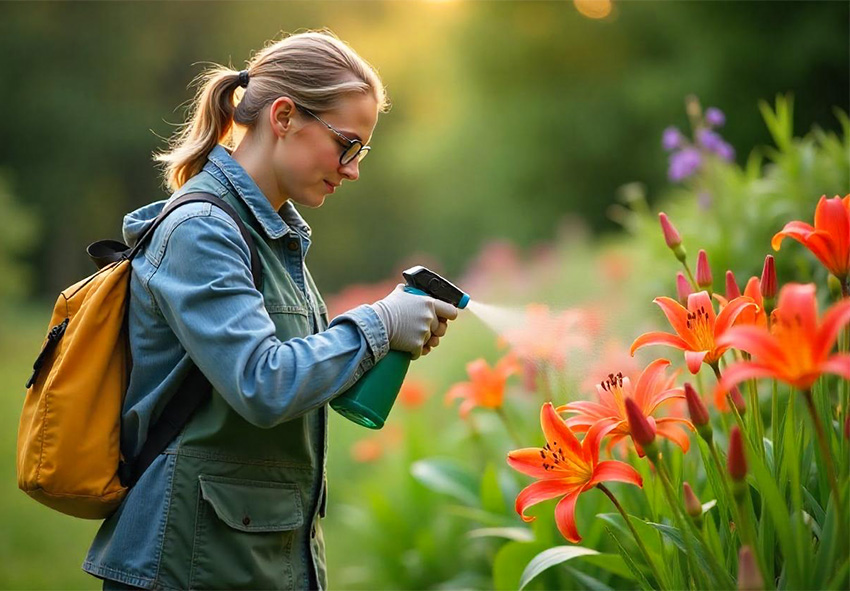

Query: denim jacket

[83,145,389,590]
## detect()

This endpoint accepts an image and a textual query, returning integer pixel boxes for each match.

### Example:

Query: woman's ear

[269,97,297,138]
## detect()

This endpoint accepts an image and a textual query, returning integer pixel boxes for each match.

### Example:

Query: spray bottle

[330,265,470,429]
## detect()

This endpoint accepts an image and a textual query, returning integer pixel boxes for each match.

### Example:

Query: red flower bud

[760,255,777,300]
[659,212,682,248]
[737,546,763,591]
[725,270,741,300]
[728,426,747,482]
[697,250,713,290]
[676,272,693,305]
[683,482,702,518]
[625,397,656,447]
[684,382,710,427]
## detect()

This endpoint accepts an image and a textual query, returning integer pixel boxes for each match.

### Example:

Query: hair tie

[237,70,250,88]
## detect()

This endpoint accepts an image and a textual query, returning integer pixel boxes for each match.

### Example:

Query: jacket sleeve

[147,212,389,428]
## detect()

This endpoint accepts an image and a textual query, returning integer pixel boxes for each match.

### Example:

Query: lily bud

[659,212,687,262]
[737,546,763,591]
[625,397,658,459]
[683,482,703,527]
[725,270,741,300]
[676,272,693,305]
[684,382,713,444]
[696,250,713,291]
[829,274,843,301]
[728,427,748,494]
[760,255,777,302]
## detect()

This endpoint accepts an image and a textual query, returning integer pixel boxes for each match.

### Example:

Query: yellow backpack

[17,193,260,519]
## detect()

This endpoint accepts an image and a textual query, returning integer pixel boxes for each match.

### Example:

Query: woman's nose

[339,159,360,181]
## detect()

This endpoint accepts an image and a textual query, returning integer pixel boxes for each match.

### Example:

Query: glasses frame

[299,106,371,166]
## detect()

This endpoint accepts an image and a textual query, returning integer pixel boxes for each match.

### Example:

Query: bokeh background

[0,1,847,589]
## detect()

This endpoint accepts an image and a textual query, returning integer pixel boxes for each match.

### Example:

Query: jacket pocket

[190,475,304,590]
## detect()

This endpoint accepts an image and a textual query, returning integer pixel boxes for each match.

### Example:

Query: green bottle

[330,266,470,429]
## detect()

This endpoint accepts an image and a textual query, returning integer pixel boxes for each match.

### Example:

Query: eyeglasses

[299,106,371,166]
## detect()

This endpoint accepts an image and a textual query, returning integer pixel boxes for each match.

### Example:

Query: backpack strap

[101,192,264,488]
[87,192,263,291]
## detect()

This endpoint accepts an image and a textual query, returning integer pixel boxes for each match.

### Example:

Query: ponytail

[154,68,243,192]
[154,30,389,192]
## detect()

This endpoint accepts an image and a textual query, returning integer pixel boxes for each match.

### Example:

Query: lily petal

[716,325,787,368]
[653,297,696,344]
[541,402,583,459]
[630,331,690,356]
[507,448,556,479]
[714,362,778,409]
[633,358,672,409]
[515,479,577,523]
[654,419,693,453]
[589,460,643,489]
[771,220,815,251]
[554,489,583,543]
[814,299,850,361]
[687,291,717,330]
[685,350,709,374]
[645,387,685,415]
[559,400,615,419]
[714,296,757,336]
[821,354,850,381]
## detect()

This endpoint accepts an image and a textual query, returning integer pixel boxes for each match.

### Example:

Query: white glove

[370,284,459,360]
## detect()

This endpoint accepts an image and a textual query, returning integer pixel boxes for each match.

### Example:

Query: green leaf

[604,527,654,591]
[480,462,505,514]
[410,457,479,506]
[562,565,614,591]
[445,505,514,527]
[518,546,600,590]
[578,553,636,581]
[813,495,839,589]
[493,541,546,591]
[645,521,735,589]
[467,527,534,542]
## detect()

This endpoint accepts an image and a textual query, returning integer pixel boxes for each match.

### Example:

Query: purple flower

[668,147,702,182]
[662,127,684,151]
[696,129,736,162]
[705,107,725,127]
[714,140,735,162]
[696,128,723,151]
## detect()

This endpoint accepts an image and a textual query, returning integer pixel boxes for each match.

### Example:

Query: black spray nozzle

[402,265,470,309]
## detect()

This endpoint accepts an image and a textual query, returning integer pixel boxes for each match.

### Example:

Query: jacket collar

[205,144,312,241]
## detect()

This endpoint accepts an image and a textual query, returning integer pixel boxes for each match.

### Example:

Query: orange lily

[630,291,755,374]
[772,195,850,282]
[507,403,643,543]
[559,359,694,456]
[716,276,767,328]
[715,282,850,397]
[445,355,519,417]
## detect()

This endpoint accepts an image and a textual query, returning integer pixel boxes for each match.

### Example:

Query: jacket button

[242,516,251,526]
[287,241,298,251]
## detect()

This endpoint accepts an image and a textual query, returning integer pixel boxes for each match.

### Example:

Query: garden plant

[323,95,850,590]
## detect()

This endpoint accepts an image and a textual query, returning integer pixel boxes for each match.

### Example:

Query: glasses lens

[341,142,362,166]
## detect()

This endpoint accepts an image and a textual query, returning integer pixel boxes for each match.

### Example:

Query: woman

[83,30,457,590]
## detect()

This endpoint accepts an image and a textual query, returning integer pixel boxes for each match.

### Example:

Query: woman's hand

[370,285,459,360]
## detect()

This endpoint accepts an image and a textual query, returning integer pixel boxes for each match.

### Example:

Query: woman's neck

[231,133,288,211]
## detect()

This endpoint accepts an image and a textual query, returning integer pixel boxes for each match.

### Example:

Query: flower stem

[598,484,666,591]
[654,458,733,590]
[682,261,698,291]
[802,388,845,529]
[495,406,523,449]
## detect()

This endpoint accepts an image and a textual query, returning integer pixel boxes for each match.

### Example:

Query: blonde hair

[155,30,389,191]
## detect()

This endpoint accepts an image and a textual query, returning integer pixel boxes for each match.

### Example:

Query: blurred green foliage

[0,1,847,299]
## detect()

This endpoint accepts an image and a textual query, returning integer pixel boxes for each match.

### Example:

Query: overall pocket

[190,475,304,590]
